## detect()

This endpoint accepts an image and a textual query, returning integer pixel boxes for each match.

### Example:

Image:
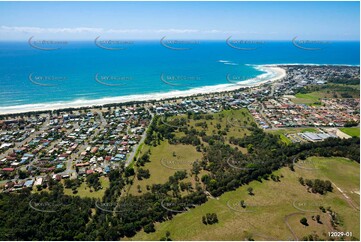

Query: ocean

[0,40,359,113]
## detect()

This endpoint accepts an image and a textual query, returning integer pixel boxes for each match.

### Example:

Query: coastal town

[1,1,359,241]
[0,65,359,193]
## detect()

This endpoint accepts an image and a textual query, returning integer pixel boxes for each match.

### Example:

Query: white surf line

[0,65,286,115]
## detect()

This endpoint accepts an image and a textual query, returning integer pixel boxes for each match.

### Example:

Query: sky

[0,1,359,41]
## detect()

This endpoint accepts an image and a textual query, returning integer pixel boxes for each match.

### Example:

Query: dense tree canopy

[0,115,359,240]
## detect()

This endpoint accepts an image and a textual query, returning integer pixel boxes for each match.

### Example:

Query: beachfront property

[0,65,359,192]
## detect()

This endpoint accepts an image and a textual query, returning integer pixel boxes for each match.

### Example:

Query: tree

[298,177,305,186]
[316,215,321,224]
[202,216,207,225]
[144,223,155,233]
[137,168,150,180]
[86,173,101,191]
[18,170,28,179]
[247,187,254,195]
[125,167,135,177]
[300,217,308,226]
[240,200,246,208]
[202,213,218,225]
[192,160,201,177]
[160,231,172,241]
[247,144,254,153]
[64,179,73,188]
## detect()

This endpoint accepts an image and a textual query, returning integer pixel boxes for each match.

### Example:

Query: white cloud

[0,26,201,34]
[0,26,230,35]
[155,29,199,34]
[1,26,283,40]
[0,26,103,34]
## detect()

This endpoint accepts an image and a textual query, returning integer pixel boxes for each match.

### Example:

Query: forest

[0,114,359,240]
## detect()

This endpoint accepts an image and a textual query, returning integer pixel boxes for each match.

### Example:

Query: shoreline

[1,65,285,115]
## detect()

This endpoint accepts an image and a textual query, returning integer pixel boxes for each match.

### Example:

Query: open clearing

[132,156,359,241]
[293,93,321,104]
[170,108,254,146]
[340,127,360,137]
[267,127,318,135]
[127,141,203,196]
[292,85,359,105]
[127,109,254,196]
[188,108,254,139]
[63,176,109,199]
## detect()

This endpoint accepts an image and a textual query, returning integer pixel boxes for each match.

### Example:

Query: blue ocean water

[0,40,359,110]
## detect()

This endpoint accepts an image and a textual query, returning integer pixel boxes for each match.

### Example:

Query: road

[60,111,108,177]
[259,102,274,129]
[124,108,154,167]
[0,118,50,161]
[284,212,304,241]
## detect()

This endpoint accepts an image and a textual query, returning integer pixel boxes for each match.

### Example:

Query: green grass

[268,127,318,144]
[296,156,360,208]
[162,108,254,151]
[185,108,254,148]
[128,141,203,196]
[293,93,321,104]
[63,177,109,199]
[267,128,318,136]
[186,108,253,137]
[128,142,145,169]
[340,127,360,137]
[135,143,144,158]
[132,156,360,241]
[292,84,359,105]
[280,133,292,145]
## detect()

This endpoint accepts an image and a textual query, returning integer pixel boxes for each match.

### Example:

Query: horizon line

[0,39,360,42]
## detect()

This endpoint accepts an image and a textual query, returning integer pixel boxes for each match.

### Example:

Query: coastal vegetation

[0,107,359,240]
[292,83,360,105]
[133,156,359,241]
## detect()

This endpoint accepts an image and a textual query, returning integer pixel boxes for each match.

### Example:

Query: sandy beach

[0,65,286,115]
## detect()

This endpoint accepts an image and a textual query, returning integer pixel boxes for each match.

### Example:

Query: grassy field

[63,176,109,199]
[292,83,360,105]
[295,157,360,208]
[32,176,110,199]
[188,109,254,139]
[132,156,360,241]
[292,84,359,105]
[169,109,253,138]
[267,127,318,135]
[127,141,203,196]
[280,133,292,145]
[293,93,321,104]
[127,109,255,196]
[173,108,254,152]
[340,127,360,137]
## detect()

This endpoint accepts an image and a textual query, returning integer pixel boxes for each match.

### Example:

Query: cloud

[0,26,285,40]
[107,28,199,34]
[0,26,104,34]
[0,26,238,35]
[0,26,201,34]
